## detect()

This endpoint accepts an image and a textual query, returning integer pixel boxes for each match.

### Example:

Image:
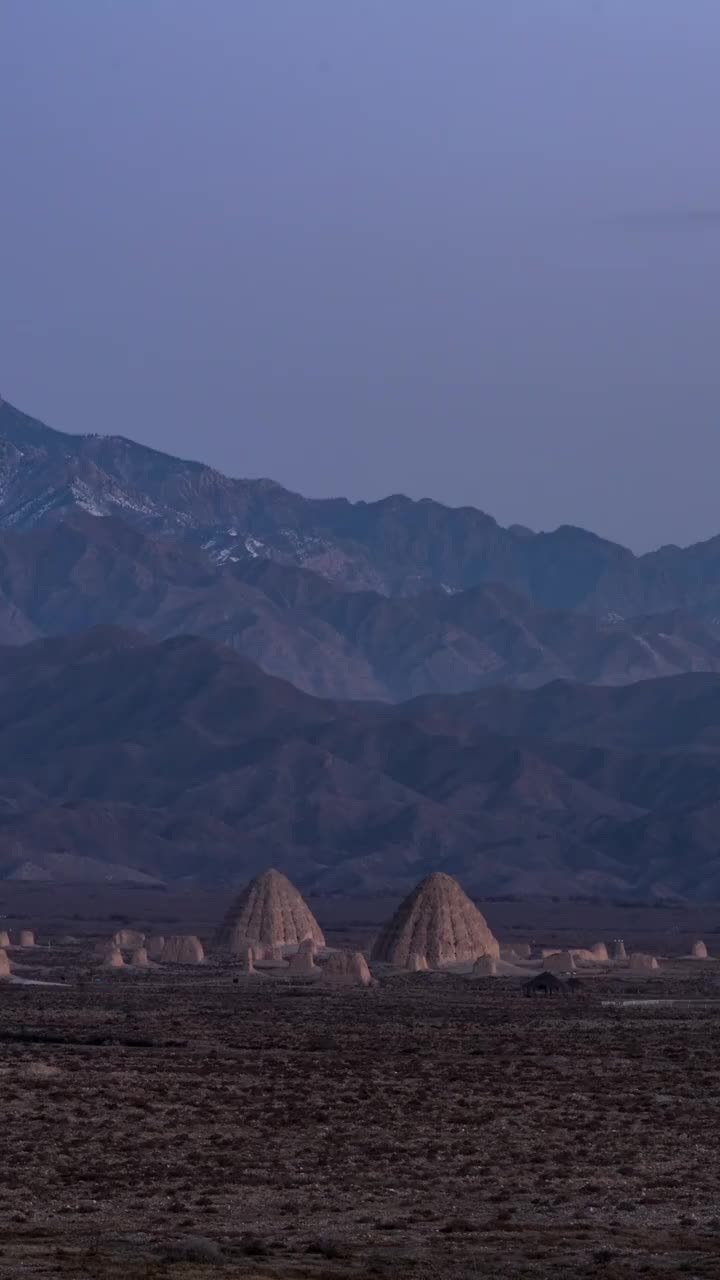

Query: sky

[2,0,720,552]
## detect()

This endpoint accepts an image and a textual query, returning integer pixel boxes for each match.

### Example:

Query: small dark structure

[523,971,568,997]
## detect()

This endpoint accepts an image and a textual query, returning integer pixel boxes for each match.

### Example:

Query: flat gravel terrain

[3,955,720,1278]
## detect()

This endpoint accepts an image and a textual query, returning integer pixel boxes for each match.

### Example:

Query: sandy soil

[2,938,720,1278]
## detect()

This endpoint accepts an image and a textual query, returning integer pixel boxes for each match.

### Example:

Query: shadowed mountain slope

[2,516,720,699]
[0,629,720,898]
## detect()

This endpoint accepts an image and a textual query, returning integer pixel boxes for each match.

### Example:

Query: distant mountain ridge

[0,627,719,898]
[7,396,720,897]
[2,515,720,698]
[5,393,720,615]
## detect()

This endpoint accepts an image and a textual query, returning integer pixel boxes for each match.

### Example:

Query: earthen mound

[289,947,316,975]
[323,950,371,986]
[103,946,124,969]
[0,948,11,979]
[371,872,499,969]
[253,943,284,962]
[241,947,256,974]
[692,940,709,959]
[570,948,597,965]
[630,952,659,972]
[131,947,149,967]
[146,936,165,960]
[591,942,610,961]
[215,869,325,954]
[612,939,627,962]
[112,929,145,950]
[19,930,35,948]
[161,935,204,964]
[473,955,498,976]
[408,952,429,972]
[0,930,10,949]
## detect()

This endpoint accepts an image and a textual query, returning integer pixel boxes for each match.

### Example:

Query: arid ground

[3,894,720,1279]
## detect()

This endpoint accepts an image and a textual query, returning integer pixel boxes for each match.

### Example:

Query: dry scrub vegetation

[2,962,720,1278]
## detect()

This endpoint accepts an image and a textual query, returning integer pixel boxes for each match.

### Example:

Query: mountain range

[3,393,720,897]
[5,396,720,699]
[5,393,720,618]
[1,626,720,897]
[3,515,720,701]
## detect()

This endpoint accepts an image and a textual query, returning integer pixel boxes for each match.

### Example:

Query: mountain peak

[2,394,720,618]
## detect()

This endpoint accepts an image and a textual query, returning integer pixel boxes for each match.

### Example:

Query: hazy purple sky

[2,1,720,551]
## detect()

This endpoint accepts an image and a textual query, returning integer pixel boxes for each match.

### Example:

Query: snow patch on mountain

[105,489,159,517]
[70,480,109,517]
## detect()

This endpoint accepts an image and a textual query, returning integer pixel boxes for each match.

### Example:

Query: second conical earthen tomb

[371,872,499,969]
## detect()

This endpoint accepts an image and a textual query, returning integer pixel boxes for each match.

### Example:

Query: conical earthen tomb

[371,872,499,969]
[215,869,325,954]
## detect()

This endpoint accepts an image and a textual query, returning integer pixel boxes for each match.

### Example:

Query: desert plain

[3,886,720,1279]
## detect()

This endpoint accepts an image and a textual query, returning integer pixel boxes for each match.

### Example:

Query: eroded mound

[289,948,316,975]
[215,869,325,954]
[323,950,372,986]
[103,946,124,969]
[371,872,499,969]
[0,948,11,979]
[112,929,145,950]
[161,935,204,965]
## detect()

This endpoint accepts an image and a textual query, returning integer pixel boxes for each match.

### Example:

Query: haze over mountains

[3,395,720,898]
